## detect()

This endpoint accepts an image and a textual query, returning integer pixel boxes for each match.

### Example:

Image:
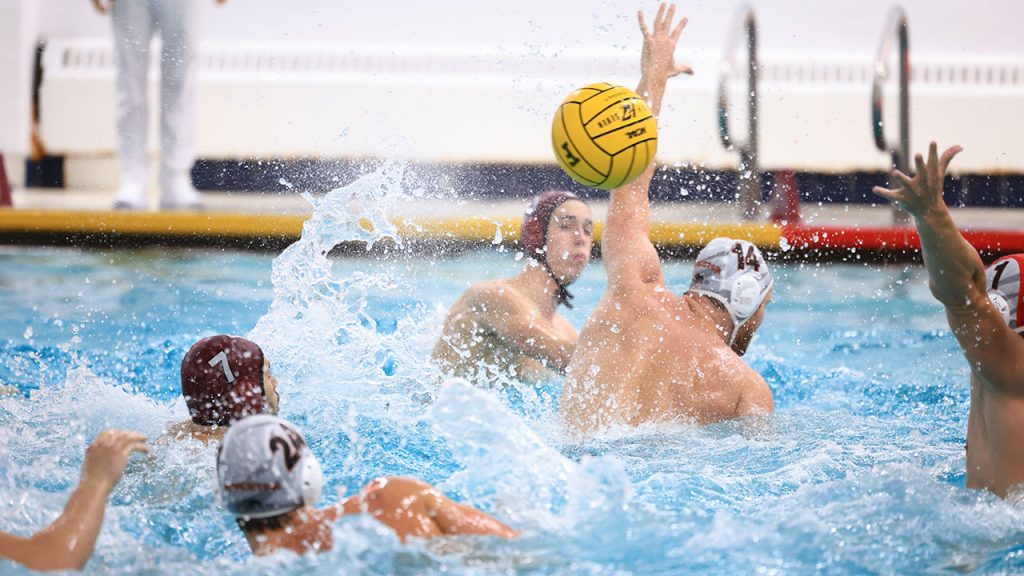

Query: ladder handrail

[717,4,759,219]
[871,6,911,225]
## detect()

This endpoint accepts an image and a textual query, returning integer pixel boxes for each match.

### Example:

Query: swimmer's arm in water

[426,491,519,539]
[472,284,576,371]
[873,143,1024,391]
[349,477,517,540]
[605,4,690,291]
[0,430,147,571]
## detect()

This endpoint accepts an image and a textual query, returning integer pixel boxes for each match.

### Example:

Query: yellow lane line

[0,210,305,237]
[649,222,781,247]
[0,210,782,248]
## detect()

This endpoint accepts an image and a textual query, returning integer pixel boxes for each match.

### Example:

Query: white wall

[9,0,1024,181]
[36,0,1024,54]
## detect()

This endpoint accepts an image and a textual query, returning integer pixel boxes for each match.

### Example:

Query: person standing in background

[91,0,227,210]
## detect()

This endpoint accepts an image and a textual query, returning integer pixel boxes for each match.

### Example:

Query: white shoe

[112,179,148,211]
[160,175,204,210]
[112,200,147,211]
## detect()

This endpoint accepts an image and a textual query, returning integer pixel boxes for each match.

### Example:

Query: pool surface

[2,171,1023,575]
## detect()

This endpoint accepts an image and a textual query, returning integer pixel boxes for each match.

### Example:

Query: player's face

[544,200,593,285]
[262,359,280,415]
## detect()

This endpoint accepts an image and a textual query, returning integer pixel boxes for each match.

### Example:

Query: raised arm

[873,143,1024,392]
[604,4,692,291]
[0,430,147,571]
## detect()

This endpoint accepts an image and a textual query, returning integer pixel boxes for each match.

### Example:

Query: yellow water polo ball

[551,82,658,190]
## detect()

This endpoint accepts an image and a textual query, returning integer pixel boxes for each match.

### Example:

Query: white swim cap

[216,414,323,519]
[688,237,774,344]
[986,254,1024,334]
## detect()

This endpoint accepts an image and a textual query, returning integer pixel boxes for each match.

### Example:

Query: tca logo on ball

[626,127,647,139]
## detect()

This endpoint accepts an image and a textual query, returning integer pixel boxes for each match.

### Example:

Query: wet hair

[518,190,586,308]
[180,335,266,427]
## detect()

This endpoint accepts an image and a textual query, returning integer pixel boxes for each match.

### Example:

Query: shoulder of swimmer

[163,420,224,444]
[337,476,435,516]
[463,280,540,320]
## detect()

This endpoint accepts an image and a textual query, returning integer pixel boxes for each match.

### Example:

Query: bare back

[563,283,771,434]
[965,372,1024,495]
[949,299,1024,496]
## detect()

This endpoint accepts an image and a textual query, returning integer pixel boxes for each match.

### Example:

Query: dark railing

[871,6,911,225]
[717,4,759,219]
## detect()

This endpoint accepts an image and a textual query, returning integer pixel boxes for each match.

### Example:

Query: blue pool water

[2,172,1024,575]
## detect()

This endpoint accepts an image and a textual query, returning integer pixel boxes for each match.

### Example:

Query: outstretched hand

[872,142,962,218]
[638,3,693,83]
[79,429,148,496]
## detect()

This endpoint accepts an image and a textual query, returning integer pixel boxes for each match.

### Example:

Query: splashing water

[251,162,408,389]
[4,169,1024,573]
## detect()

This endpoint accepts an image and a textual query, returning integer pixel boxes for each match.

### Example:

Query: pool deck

[2,188,1023,259]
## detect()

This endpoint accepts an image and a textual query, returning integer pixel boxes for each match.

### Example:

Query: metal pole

[895,17,911,224]
[741,13,759,219]
[872,7,911,225]
[717,5,760,220]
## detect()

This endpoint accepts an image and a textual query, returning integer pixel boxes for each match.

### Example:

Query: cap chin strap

[689,290,746,347]
[727,318,748,348]
[533,255,574,309]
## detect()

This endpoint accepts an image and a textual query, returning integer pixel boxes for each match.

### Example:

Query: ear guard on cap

[300,451,324,509]
[730,274,763,319]
[988,292,1012,325]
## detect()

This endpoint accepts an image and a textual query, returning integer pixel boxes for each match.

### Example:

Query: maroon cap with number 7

[181,335,266,427]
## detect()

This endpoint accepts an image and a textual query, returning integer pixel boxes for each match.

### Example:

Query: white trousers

[112,0,199,207]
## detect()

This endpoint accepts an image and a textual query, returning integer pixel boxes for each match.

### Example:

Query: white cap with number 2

[216,414,323,519]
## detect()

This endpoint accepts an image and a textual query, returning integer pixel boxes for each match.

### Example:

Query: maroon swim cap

[519,191,582,261]
[518,190,585,308]
[180,335,266,427]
